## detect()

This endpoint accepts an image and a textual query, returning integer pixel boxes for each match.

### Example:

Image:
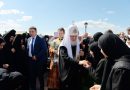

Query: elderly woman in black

[90,33,130,90]
[0,37,6,67]
[88,42,105,84]
[0,37,24,90]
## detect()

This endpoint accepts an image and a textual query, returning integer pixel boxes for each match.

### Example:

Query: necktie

[31,38,34,56]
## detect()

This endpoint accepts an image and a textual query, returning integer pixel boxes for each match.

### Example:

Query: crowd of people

[0,25,130,90]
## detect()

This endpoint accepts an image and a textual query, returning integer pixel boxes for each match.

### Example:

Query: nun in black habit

[13,34,28,74]
[85,32,103,66]
[0,37,6,68]
[0,37,24,90]
[88,42,105,84]
[89,42,104,69]
[2,30,16,71]
[13,34,29,90]
[90,33,130,90]
[83,32,104,85]
[93,32,103,42]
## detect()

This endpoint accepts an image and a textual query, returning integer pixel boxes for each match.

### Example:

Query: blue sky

[0,0,130,35]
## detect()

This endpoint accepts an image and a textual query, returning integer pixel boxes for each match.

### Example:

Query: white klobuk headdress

[59,25,80,60]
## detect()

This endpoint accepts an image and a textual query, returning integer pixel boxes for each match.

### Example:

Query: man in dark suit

[27,26,48,90]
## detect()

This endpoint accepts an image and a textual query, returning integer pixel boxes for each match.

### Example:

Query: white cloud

[17,16,32,21]
[0,20,25,34]
[106,10,115,14]
[0,1,24,15]
[73,20,124,34]
[0,9,24,14]
[0,1,4,8]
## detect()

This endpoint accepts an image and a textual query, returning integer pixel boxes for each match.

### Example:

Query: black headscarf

[0,37,6,67]
[104,29,113,34]
[93,32,103,42]
[3,29,16,43]
[89,42,104,68]
[98,33,130,90]
[98,33,130,59]
[0,37,5,44]
[44,35,49,42]
[13,34,22,48]
[21,33,27,39]
[0,34,2,37]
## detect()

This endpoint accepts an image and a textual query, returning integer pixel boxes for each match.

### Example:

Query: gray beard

[71,41,77,46]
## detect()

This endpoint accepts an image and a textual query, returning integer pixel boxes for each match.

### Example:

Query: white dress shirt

[28,36,37,57]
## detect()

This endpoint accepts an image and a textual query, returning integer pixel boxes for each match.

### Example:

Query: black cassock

[59,45,81,90]
[0,49,5,68]
[0,44,24,90]
[105,55,130,90]
[59,45,94,90]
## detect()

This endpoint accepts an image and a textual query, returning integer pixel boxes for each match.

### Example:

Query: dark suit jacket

[27,35,48,64]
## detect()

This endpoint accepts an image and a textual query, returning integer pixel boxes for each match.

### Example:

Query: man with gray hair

[59,25,89,90]
[27,26,48,90]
